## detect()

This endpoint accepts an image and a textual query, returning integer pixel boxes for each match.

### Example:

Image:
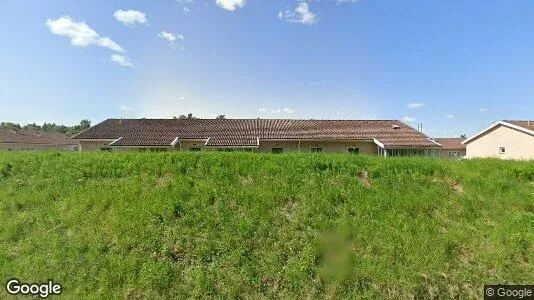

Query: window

[189,147,201,152]
[448,151,459,157]
[386,149,425,157]
[310,147,323,153]
[217,148,253,152]
[271,148,283,154]
[499,147,506,154]
[348,147,360,154]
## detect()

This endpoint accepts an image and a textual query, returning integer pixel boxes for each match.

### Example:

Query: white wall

[465,125,534,160]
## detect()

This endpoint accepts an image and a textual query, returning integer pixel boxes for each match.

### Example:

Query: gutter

[108,137,123,146]
[372,138,385,149]
[170,137,180,147]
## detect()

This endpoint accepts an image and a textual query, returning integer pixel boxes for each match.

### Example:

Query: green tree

[2,120,91,135]
[0,122,22,130]
[23,123,42,131]
[175,113,196,119]
[68,120,91,135]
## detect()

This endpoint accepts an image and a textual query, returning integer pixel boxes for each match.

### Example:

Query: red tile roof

[504,120,534,132]
[0,129,76,146]
[73,119,440,148]
[434,138,466,150]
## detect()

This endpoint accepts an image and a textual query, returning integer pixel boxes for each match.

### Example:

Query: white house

[462,120,534,160]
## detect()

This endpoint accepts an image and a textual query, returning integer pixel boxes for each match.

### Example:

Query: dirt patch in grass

[239,175,253,185]
[280,197,299,220]
[434,177,464,194]
[449,180,464,194]
[357,170,371,188]
[156,173,174,187]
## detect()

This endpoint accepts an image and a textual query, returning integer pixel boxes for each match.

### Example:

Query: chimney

[416,123,423,132]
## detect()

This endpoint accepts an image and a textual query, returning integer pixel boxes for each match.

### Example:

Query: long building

[0,129,77,151]
[72,118,441,156]
[434,138,466,158]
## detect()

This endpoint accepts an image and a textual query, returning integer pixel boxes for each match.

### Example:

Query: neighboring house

[73,119,441,156]
[0,129,78,151]
[434,138,466,158]
[462,120,534,160]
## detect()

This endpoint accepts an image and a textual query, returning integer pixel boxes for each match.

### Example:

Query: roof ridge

[105,118,403,121]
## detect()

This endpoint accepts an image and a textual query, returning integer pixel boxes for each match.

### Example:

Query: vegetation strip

[0,152,533,298]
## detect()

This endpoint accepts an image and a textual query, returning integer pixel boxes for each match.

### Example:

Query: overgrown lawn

[0,152,533,298]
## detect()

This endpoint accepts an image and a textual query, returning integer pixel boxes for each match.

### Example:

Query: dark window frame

[271,147,284,154]
[348,147,360,154]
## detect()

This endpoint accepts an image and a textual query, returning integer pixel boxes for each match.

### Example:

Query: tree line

[0,120,91,136]
[173,113,226,119]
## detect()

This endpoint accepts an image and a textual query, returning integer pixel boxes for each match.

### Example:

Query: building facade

[73,119,442,157]
[434,138,466,158]
[463,120,534,160]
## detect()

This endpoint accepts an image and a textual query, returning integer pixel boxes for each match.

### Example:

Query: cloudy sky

[1,0,534,137]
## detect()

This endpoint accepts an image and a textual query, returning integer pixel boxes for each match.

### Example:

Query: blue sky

[1,0,534,137]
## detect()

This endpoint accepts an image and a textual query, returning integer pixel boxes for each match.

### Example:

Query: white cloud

[279,2,318,25]
[177,0,194,13]
[445,114,455,119]
[258,107,267,112]
[158,31,183,47]
[110,54,133,67]
[46,16,125,52]
[479,108,488,112]
[97,37,124,53]
[283,108,295,114]
[406,102,424,109]
[113,10,147,26]
[215,0,246,11]
[402,116,416,123]
[270,107,295,114]
[118,105,134,111]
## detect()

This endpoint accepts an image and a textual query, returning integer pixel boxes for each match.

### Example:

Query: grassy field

[0,152,533,299]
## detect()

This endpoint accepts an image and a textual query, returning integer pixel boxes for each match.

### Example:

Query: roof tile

[0,129,76,146]
[73,119,439,148]
[434,138,466,150]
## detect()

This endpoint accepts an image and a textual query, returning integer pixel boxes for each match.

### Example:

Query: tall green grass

[0,152,533,298]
